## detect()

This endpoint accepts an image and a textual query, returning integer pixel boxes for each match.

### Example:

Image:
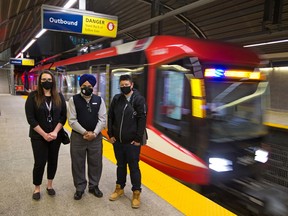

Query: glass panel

[98,72,107,101]
[110,72,128,100]
[206,81,268,142]
[154,66,189,135]
[110,66,146,101]
[166,72,184,120]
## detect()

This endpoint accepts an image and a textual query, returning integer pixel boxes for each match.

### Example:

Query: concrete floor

[0,95,183,216]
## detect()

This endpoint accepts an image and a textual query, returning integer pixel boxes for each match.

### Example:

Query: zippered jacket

[108,89,146,144]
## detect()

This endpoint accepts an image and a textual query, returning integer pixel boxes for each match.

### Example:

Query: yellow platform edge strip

[264,122,288,129]
[22,95,288,215]
[63,124,235,216]
[102,138,236,216]
[22,95,235,215]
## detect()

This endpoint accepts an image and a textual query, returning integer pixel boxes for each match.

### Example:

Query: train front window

[154,64,194,151]
[205,81,268,142]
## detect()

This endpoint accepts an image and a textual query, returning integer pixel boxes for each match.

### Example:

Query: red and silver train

[29,35,269,187]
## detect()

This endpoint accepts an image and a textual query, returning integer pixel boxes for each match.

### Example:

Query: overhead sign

[41,5,118,38]
[10,58,35,66]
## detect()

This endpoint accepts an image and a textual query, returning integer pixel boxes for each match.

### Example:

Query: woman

[25,70,67,200]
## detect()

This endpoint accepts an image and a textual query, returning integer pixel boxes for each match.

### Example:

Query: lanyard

[45,101,52,123]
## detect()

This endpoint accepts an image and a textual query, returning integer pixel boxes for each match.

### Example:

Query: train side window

[110,66,147,101]
[154,65,191,136]
[97,72,107,102]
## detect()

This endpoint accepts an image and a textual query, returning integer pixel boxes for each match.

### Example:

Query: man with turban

[67,73,107,200]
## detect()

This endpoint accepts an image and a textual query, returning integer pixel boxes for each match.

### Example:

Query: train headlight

[209,158,233,172]
[254,149,269,163]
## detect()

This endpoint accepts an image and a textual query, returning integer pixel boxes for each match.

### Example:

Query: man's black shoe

[74,191,84,200]
[89,186,103,198]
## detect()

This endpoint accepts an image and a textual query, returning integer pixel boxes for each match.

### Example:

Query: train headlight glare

[255,149,268,163]
[209,158,233,172]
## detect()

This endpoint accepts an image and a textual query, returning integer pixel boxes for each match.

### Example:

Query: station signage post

[41,5,118,38]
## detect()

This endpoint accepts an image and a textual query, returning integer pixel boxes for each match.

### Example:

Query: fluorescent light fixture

[15,0,77,58]
[64,0,77,8]
[0,62,9,68]
[22,39,36,53]
[15,53,22,58]
[35,29,47,38]
[244,39,288,47]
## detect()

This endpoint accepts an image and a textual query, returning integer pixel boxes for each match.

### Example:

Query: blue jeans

[113,141,141,191]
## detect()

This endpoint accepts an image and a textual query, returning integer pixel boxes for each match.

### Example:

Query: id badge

[47,116,53,123]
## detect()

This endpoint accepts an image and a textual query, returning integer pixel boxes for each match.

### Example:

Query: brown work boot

[131,190,141,208]
[109,184,124,201]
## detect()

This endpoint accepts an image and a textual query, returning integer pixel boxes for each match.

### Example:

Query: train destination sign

[41,5,118,38]
[10,58,35,66]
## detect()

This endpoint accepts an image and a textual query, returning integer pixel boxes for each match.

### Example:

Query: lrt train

[29,35,269,187]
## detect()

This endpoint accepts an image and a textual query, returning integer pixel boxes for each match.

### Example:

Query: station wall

[0,70,10,94]
[261,67,288,112]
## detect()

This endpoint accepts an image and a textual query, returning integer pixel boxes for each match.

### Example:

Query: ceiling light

[15,53,22,58]
[244,39,288,47]
[64,0,77,9]
[22,39,36,53]
[35,29,47,38]
[15,0,78,58]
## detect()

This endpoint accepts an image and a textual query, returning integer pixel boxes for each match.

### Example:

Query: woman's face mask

[41,81,53,90]
[81,86,93,96]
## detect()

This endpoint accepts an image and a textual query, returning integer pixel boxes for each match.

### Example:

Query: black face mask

[81,86,93,96]
[41,81,53,90]
[120,86,132,95]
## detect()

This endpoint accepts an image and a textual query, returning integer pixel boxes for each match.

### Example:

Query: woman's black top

[25,91,67,139]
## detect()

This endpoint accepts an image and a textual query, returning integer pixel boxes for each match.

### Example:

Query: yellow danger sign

[82,15,117,38]
[22,59,35,66]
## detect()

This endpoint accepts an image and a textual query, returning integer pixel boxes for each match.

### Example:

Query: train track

[210,126,288,216]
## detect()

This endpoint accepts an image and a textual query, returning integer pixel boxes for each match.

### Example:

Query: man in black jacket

[108,74,147,208]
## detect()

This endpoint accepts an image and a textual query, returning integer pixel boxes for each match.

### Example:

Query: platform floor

[0,94,184,216]
[3,94,274,215]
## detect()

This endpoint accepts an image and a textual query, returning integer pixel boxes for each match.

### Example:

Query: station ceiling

[1,0,288,67]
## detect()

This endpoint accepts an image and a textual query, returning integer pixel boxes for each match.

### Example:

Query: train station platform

[264,110,288,129]
[0,94,236,216]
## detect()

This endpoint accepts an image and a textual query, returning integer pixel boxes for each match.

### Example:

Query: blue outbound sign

[10,59,22,65]
[43,10,82,33]
[10,58,35,66]
[42,5,118,38]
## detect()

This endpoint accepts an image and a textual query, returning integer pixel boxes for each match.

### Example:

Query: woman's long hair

[35,70,62,108]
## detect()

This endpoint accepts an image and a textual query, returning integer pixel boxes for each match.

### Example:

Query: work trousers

[113,141,141,191]
[70,132,103,192]
[31,138,61,186]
